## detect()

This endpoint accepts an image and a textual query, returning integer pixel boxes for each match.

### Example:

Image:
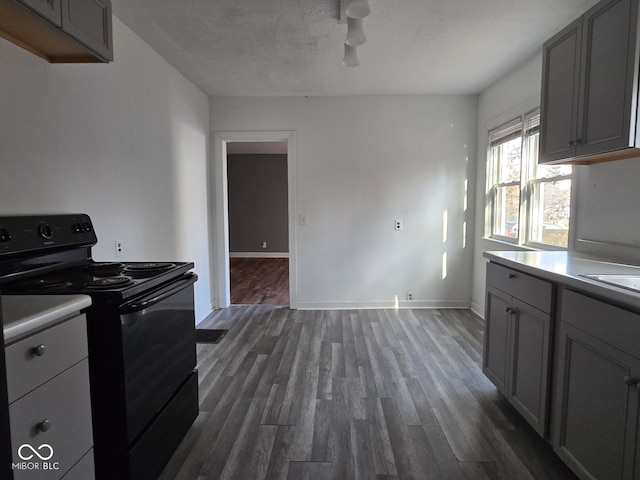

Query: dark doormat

[196,329,228,344]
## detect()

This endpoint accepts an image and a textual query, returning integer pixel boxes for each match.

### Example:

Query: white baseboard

[229,252,289,258]
[195,303,217,325]
[470,300,485,319]
[296,300,471,310]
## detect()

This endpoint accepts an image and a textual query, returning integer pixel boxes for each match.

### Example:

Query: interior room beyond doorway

[227,141,290,306]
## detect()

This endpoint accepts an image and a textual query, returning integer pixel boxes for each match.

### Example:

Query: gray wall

[228,154,289,254]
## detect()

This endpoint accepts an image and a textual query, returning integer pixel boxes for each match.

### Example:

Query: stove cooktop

[4,261,194,301]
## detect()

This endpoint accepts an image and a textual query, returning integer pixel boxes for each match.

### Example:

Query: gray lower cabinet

[483,263,553,436]
[553,289,640,479]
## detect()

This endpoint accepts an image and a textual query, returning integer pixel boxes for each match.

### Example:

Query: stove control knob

[0,228,10,242]
[72,223,82,234]
[38,224,53,240]
[83,222,92,232]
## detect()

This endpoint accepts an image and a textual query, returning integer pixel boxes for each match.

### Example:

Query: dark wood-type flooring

[230,257,289,306]
[160,306,577,480]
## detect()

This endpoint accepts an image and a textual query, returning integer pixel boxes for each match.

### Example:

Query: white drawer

[5,314,88,403]
[10,359,93,480]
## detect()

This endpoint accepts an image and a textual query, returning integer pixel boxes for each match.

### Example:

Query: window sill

[482,236,567,252]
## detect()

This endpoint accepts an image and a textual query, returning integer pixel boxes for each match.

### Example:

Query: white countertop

[2,295,92,344]
[483,250,640,308]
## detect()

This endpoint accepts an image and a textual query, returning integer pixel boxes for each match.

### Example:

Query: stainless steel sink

[581,274,640,293]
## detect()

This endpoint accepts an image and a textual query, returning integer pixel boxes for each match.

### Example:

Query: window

[486,109,572,248]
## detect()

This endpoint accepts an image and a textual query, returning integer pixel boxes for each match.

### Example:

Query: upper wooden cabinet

[539,0,640,164]
[0,0,112,63]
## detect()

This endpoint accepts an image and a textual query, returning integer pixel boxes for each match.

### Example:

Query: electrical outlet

[395,219,403,231]
[406,292,413,300]
[115,240,124,257]
[261,241,267,249]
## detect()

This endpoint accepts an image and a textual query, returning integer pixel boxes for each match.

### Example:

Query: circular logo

[18,444,54,461]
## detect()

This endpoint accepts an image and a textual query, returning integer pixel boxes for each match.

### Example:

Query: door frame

[213,131,297,308]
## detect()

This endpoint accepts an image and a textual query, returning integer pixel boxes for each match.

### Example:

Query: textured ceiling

[112,0,599,97]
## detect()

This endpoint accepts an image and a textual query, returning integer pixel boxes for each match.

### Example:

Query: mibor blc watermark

[12,443,60,471]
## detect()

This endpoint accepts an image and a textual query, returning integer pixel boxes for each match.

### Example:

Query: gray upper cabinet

[553,289,640,479]
[539,0,640,164]
[17,0,62,26]
[539,19,581,163]
[0,0,112,62]
[61,0,112,61]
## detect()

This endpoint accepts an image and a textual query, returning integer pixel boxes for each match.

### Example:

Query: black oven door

[118,273,197,443]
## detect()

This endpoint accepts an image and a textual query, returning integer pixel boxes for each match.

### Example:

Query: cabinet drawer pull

[508,273,516,279]
[624,376,640,386]
[32,344,46,357]
[36,419,51,432]
[505,306,512,313]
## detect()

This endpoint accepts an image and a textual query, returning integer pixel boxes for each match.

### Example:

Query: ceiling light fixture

[342,44,360,67]
[345,17,366,46]
[339,0,369,67]
[345,0,370,19]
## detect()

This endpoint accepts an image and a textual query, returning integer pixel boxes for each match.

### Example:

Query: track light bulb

[342,44,360,67]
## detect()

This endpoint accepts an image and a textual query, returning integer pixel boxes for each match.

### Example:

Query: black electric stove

[0,214,199,480]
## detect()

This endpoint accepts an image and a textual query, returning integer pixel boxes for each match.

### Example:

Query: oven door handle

[119,273,198,314]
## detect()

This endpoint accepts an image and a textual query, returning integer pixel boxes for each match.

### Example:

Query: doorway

[227,142,289,305]
[213,131,297,309]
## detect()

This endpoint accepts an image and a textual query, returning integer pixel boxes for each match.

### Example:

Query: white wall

[470,52,543,316]
[573,157,640,262]
[471,50,640,316]
[210,95,477,309]
[0,18,213,321]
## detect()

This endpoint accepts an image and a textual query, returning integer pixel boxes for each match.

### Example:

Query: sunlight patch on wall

[442,209,448,279]
[442,210,448,243]
[463,176,468,212]
[442,251,448,279]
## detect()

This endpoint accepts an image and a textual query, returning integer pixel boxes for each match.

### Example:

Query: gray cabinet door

[508,299,551,437]
[539,18,581,163]
[554,322,640,480]
[16,0,62,26]
[60,0,112,60]
[483,286,511,394]
[576,0,638,157]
